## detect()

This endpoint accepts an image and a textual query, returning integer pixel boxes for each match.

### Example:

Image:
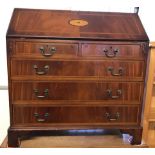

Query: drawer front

[13,41,78,58]
[12,82,143,103]
[98,60,144,78]
[11,59,99,77]
[11,59,144,79]
[12,105,139,125]
[81,43,144,59]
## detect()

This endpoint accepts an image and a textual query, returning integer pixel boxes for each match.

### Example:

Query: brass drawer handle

[107,66,123,76]
[106,89,122,99]
[33,65,49,75]
[105,112,120,121]
[103,47,119,58]
[34,113,49,122]
[39,45,56,57]
[34,89,49,98]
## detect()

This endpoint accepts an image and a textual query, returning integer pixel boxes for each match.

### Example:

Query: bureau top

[7,8,148,41]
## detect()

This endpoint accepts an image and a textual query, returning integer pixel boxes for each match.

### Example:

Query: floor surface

[0,129,148,148]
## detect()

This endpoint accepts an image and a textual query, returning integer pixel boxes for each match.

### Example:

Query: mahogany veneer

[6,8,149,147]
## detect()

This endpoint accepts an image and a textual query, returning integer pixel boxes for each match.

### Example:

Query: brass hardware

[33,65,49,75]
[34,113,49,122]
[106,89,122,99]
[105,112,120,121]
[34,89,49,98]
[103,47,119,58]
[39,45,56,57]
[107,66,123,76]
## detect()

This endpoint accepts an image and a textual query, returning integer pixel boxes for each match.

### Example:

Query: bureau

[6,8,149,147]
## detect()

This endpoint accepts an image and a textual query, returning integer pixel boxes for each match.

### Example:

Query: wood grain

[142,43,155,146]
[6,9,149,147]
[11,59,144,79]
[7,8,148,41]
[12,105,139,125]
[11,81,143,103]
[81,43,145,59]
[13,41,79,58]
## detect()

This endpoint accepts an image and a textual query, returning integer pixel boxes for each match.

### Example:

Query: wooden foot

[130,128,143,145]
[8,128,20,147]
[120,128,142,145]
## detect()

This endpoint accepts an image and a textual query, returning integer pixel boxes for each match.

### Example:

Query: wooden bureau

[6,8,149,147]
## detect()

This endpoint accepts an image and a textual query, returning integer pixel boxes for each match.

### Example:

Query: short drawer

[13,41,78,58]
[11,59,144,79]
[12,105,139,125]
[81,43,144,59]
[12,81,143,104]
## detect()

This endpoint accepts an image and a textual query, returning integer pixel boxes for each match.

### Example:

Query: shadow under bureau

[6,8,149,147]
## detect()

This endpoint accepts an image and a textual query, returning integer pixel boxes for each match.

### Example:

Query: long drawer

[12,105,139,125]
[11,59,144,79]
[12,81,143,104]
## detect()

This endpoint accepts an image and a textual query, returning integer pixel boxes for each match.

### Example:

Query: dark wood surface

[7,8,148,41]
[11,59,144,78]
[6,9,149,147]
[81,43,145,58]
[11,40,145,59]
[11,81,143,103]
[12,105,139,125]
[13,40,78,58]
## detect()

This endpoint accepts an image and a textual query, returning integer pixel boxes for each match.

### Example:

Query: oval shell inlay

[69,19,88,27]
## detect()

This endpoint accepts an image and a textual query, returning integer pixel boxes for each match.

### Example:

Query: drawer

[12,105,139,125]
[13,41,78,58]
[11,59,144,79]
[12,82,143,104]
[81,43,144,59]
[11,59,99,77]
[98,60,144,78]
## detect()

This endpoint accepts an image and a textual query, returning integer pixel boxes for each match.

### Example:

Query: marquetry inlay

[69,19,88,27]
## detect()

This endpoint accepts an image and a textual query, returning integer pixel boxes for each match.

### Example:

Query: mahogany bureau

[6,8,149,147]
